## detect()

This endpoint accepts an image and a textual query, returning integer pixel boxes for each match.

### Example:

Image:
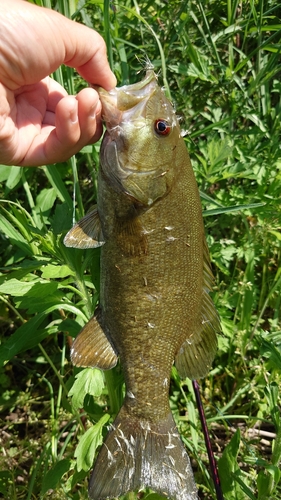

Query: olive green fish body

[64,71,220,500]
[98,146,203,420]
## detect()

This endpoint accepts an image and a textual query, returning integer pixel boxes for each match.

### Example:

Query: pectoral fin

[64,207,105,249]
[71,313,118,370]
[115,213,148,256]
[175,238,220,380]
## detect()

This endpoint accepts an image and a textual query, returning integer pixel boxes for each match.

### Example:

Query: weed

[0,1,280,499]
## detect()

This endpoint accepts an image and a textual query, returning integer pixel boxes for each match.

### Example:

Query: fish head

[99,70,183,206]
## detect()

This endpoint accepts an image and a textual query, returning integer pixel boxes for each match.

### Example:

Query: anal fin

[71,313,118,370]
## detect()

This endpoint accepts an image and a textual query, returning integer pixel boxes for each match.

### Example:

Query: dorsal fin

[64,207,105,249]
[71,313,118,370]
[175,237,220,380]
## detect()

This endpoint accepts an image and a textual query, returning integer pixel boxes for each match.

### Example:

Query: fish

[64,69,221,500]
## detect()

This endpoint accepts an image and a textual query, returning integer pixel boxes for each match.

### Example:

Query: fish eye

[154,119,171,136]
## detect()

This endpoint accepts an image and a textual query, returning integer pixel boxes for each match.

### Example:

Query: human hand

[0,0,117,167]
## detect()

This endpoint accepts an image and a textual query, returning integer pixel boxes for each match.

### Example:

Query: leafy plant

[0,0,280,499]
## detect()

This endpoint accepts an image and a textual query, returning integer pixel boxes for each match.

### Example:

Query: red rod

[192,379,224,500]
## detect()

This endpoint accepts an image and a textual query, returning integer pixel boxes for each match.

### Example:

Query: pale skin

[0,0,117,167]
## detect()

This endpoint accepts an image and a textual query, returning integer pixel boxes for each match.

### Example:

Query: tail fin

[88,406,198,500]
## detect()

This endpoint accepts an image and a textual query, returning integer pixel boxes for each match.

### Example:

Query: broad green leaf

[144,495,169,500]
[168,63,190,76]
[262,464,281,483]
[69,368,105,411]
[257,470,272,500]
[245,113,268,134]
[269,230,281,241]
[33,187,57,228]
[41,263,75,279]
[0,314,49,367]
[43,165,73,208]
[41,459,71,495]
[263,44,281,53]
[80,145,94,154]
[185,62,215,82]
[0,303,88,366]
[207,137,232,168]
[14,292,64,315]
[50,202,72,235]
[220,244,237,262]
[261,340,281,371]
[0,215,34,256]
[0,259,49,283]
[212,23,245,43]
[218,429,245,499]
[75,414,110,472]
[0,165,13,183]
[64,466,87,494]
[232,470,257,500]
[0,278,37,296]
[217,333,230,353]
[1,203,37,237]
[0,278,58,298]
[5,166,22,191]
[35,187,56,213]
[59,318,82,336]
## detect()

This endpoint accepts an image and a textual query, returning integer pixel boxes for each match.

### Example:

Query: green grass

[0,0,280,499]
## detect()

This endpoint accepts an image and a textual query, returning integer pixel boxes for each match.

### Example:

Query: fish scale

[64,70,221,500]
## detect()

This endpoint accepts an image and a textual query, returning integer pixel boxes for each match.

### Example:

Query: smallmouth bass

[64,70,221,500]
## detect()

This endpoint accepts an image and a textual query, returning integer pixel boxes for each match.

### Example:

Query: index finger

[60,17,117,90]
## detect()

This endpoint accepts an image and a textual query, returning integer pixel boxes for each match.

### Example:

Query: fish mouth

[98,70,176,205]
[98,70,158,130]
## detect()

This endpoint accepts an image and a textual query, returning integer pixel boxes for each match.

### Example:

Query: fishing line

[119,4,171,101]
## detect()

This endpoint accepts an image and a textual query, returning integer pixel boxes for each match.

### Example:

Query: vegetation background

[0,0,280,499]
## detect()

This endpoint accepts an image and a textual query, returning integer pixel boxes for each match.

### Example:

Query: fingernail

[90,100,99,118]
[69,98,78,123]
[70,106,78,123]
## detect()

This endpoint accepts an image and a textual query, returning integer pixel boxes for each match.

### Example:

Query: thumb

[54,15,117,90]
[0,0,116,90]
